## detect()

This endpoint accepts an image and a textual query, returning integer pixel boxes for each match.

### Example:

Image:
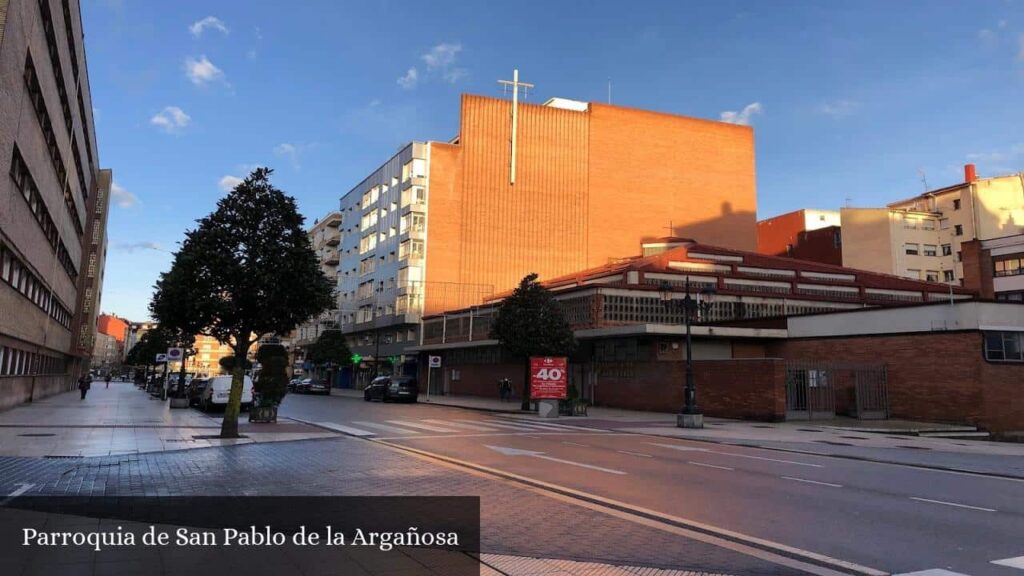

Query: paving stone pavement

[0,437,796,575]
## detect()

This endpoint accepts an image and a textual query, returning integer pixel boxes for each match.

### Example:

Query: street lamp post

[659,279,716,429]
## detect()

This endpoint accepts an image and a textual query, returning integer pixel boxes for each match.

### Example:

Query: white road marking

[1,483,35,505]
[688,461,734,471]
[353,421,421,435]
[617,450,653,458]
[562,441,590,447]
[910,497,996,512]
[892,565,970,569]
[992,556,1024,569]
[716,452,823,468]
[485,445,627,475]
[649,442,710,452]
[469,420,544,431]
[486,420,573,432]
[782,476,843,488]
[649,442,821,467]
[496,417,608,432]
[422,419,499,432]
[386,420,460,433]
[313,422,376,437]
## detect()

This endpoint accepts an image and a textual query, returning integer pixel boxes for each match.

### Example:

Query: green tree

[255,343,289,405]
[154,168,334,437]
[305,330,352,386]
[489,273,576,410]
[150,248,207,397]
[125,328,173,377]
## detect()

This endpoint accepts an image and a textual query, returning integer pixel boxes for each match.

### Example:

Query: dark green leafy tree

[489,273,577,410]
[218,355,254,373]
[305,330,352,385]
[154,168,334,437]
[124,328,173,379]
[150,248,207,396]
[255,344,289,405]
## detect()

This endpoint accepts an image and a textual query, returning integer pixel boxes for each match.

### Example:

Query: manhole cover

[17,433,56,437]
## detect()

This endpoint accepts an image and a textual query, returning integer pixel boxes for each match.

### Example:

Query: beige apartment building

[292,211,342,375]
[0,0,109,409]
[842,165,1024,284]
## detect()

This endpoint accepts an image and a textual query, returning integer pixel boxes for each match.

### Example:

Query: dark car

[307,380,330,395]
[186,379,209,407]
[363,376,419,403]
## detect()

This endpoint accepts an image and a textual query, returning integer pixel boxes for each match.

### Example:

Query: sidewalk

[333,388,1024,478]
[0,382,337,457]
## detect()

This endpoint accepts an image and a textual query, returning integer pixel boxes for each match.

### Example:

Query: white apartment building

[842,165,1024,284]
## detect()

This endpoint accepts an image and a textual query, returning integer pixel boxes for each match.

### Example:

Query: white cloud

[273,143,301,170]
[719,102,763,125]
[185,55,224,85]
[219,175,243,192]
[150,106,191,133]
[422,43,461,70]
[189,16,229,38]
[397,67,418,89]
[110,181,139,208]
[113,241,163,253]
[399,42,466,88]
[816,99,858,119]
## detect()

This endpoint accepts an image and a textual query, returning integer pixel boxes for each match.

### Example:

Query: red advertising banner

[530,356,568,400]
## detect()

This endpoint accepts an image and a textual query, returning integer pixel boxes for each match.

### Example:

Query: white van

[198,375,253,412]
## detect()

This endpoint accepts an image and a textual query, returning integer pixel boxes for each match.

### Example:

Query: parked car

[196,375,253,412]
[294,378,313,393]
[287,378,302,392]
[363,376,419,403]
[187,378,209,407]
[306,380,330,395]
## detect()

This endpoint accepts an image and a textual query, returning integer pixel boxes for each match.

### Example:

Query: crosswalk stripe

[421,419,501,432]
[314,422,375,437]
[892,570,972,576]
[992,556,1024,569]
[386,420,461,433]
[495,417,605,432]
[477,420,554,431]
[353,421,421,435]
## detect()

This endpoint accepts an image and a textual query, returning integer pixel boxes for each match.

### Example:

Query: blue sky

[85,0,1024,321]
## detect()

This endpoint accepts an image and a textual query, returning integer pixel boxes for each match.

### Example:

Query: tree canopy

[153,168,334,437]
[305,330,352,367]
[490,273,576,410]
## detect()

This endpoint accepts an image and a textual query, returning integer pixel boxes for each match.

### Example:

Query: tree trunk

[220,339,249,438]
[521,358,532,411]
[177,352,188,398]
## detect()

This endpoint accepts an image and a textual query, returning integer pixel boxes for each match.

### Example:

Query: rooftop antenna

[918,169,929,192]
[844,196,852,208]
[607,78,612,104]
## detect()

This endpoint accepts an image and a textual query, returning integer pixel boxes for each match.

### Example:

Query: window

[957,251,962,262]
[905,269,921,279]
[923,245,937,257]
[953,199,961,210]
[954,224,963,236]
[995,258,1023,277]
[921,220,936,231]
[996,291,1024,302]
[941,244,952,256]
[939,219,950,230]
[925,270,939,282]
[984,331,1024,362]
[904,243,919,255]
[943,270,955,282]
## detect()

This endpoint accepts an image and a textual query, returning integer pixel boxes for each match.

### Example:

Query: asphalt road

[279,392,1024,576]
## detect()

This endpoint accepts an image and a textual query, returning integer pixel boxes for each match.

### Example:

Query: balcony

[322,249,340,265]
[322,212,343,228]
[324,233,341,247]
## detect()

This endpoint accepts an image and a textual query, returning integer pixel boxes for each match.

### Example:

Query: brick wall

[772,332,1024,434]
[592,359,785,420]
[960,240,994,298]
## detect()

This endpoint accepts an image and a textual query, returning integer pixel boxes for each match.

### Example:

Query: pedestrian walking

[78,375,92,400]
[105,374,112,389]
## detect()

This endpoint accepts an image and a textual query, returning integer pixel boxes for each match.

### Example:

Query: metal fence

[785,361,888,421]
